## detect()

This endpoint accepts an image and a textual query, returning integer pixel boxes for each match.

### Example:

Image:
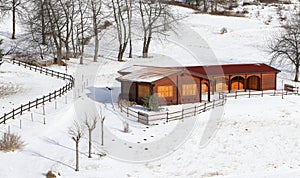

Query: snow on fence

[0,60,75,124]
[119,98,226,125]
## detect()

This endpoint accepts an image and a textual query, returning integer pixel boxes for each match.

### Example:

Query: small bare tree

[83,113,97,158]
[269,14,300,82]
[69,121,84,172]
[99,107,105,146]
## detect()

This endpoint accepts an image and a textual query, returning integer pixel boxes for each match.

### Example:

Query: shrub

[220,27,228,34]
[46,170,61,178]
[142,95,160,112]
[0,132,25,152]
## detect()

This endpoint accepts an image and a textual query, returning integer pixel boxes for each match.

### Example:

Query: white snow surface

[1,3,300,178]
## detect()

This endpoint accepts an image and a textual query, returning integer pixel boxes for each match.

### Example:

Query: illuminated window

[138,84,150,98]
[157,86,173,97]
[182,84,197,96]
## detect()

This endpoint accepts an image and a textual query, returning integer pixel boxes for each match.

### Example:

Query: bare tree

[99,107,105,146]
[0,0,24,39]
[77,0,89,64]
[44,0,66,65]
[83,113,97,158]
[139,0,178,58]
[69,121,84,172]
[0,39,3,60]
[89,0,112,62]
[111,0,131,61]
[269,15,300,82]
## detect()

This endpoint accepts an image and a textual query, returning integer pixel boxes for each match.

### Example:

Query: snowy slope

[0,3,300,178]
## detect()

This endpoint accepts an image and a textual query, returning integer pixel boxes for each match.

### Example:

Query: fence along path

[119,98,226,125]
[119,87,300,125]
[0,60,75,124]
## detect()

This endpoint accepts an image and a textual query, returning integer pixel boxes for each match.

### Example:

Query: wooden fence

[0,60,75,124]
[119,88,300,125]
[119,98,226,125]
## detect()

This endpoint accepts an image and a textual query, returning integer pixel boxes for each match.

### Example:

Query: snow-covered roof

[117,63,280,83]
[117,66,184,83]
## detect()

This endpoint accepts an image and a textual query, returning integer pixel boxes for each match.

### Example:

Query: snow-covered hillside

[0,2,300,178]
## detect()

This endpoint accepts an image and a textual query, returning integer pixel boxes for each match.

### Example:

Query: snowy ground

[1,2,300,178]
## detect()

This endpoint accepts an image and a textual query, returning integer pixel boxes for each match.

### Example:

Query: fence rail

[0,60,74,124]
[119,98,226,125]
[119,88,299,125]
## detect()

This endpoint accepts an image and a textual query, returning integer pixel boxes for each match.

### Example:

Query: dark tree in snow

[0,39,3,59]
[139,0,178,58]
[89,0,112,62]
[111,0,132,61]
[0,0,24,39]
[269,15,300,82]
[69,121,84,172]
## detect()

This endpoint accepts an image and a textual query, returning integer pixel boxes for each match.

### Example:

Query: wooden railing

[0,60,74,124]
[119,88,300,125]
[119,98,226,125]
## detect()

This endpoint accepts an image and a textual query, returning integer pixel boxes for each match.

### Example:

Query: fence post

[28,101,31,111]
[249,90,251,98]
[166,112,169,122]
[43,96,45,105]
[49,93,51,102]
[213,99,215,108]
[127,107,129,117]
[182,109,184,119]
[282,88,284,99]
[194,106,196,116]
[235,91,237,99]
[36,98,38,108]
[273,89,276,96]
[261,90,263,97]
[12,108,15,119]
[204,103,206,112]
[4,113,6,124]
[43,104,45,115]
[20,105,23,115]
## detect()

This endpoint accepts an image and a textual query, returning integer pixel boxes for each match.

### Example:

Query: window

[157,86,173,97]
[138,84,150,98]
[182,84,197,96]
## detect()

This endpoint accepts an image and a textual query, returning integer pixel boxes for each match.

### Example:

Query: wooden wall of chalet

[153,75,178,105]
[152,74,203,105]
[261,73,277,90]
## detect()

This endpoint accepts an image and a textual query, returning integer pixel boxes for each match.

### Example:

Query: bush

[220,27,228,34]
[46,170,61,178]
[0,132,25,152]
[142,95,160,112]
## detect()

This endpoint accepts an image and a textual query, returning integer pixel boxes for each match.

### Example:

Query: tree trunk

[118,44,123,61]
[94,33,99,62]
[203,0,207,12]
[88,130,92,158]
[12,0,16,39]
[142,36,151,58]
[41,0,46,45]
[75,141,79,171]
[101,119,104,146]
[128,39,132,58]
[295,64,299,82]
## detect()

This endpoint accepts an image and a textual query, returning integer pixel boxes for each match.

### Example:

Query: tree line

[0,0,180,64]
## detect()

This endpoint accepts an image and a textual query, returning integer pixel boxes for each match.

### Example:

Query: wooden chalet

[117,64,280,105]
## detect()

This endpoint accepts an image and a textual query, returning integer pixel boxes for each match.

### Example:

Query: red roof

[186,63,280,76]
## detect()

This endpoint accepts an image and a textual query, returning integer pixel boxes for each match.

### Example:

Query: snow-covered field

[1,2,300,178]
